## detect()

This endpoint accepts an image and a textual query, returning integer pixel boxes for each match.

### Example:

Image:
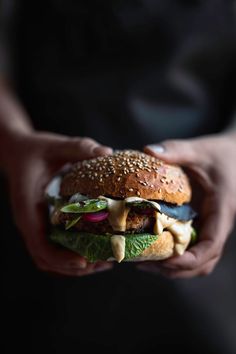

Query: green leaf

[65,216,81,230]
[190,227,198,245]
[124,233,158,260]
[60,199,107,214]
[49,228,113,262]
[49,228,158,262]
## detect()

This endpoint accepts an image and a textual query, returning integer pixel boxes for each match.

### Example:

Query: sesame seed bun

[60,150,191,205]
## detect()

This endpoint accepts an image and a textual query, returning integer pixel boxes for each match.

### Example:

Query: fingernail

[146,145,165,153]
[79,262,87,269]
[69,260,87,269]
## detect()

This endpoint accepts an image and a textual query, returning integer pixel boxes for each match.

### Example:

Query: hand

[138,133,236,278]
[4,131,114,276]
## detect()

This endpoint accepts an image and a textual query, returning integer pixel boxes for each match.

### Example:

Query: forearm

[0,78,34,171]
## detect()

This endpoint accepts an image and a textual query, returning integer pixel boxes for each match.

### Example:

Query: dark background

[1,0,236,353]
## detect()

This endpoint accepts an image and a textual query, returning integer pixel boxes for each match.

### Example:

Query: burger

[48,150,197,263]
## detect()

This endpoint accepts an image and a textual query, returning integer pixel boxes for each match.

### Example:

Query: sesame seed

[129,188,134,192]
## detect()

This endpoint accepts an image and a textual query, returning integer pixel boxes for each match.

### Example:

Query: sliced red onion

[83,210,109,222]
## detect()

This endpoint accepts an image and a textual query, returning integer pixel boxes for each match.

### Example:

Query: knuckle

[211,243,224,260]
[186,254,202,270]
[213,249,222,260]
[200,267,214,277]
[79,137,96,146]
[187,262,198,271]
[163,139,179,149]
[70,136,83,146]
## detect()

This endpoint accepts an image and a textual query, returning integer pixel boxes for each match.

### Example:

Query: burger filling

[49,193,197,262]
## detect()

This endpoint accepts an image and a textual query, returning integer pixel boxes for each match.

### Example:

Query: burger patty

[51,209,155,234]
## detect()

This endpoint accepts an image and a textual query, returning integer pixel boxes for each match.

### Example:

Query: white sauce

[125,197,161,211]
[169,221,192,255]
[110,235,126,262]
[99,196,130,231]
[152,211,192,255]
[100,195,192,258]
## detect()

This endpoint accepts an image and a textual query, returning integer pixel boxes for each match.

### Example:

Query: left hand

[5,131,114,276]
[137,133,236,278]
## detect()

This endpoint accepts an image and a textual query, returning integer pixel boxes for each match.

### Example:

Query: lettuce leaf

[50,228,112,262]
[125,234,158,260]
[49,228,158,262]
[190,227,197,245]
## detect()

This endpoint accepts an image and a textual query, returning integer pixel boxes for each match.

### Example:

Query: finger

[160,202,234,271]
[158,257,219,279]
[144,139,204,166]
[136,262,163,274]
[136,256,219,278]
[30,202,91,271]
[43,135,113,163]
[12,166,90,271]
[24,191,113,273]
[38,260,113,277]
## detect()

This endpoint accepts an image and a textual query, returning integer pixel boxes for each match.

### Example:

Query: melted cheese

[169,221,192,255]
[99,195,192,258]
[99,196,160,232]
[153,211,176,234]
[153,211,192,255]
[99,196,130,231]
[110,235,126,262]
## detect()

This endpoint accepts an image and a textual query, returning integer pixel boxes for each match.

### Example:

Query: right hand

[4,131,114,276]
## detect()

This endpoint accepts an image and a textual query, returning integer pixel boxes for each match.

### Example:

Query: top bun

[60,150,191,205]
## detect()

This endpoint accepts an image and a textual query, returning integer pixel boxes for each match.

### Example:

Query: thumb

[144,139,200,166]
[44,135,113,163]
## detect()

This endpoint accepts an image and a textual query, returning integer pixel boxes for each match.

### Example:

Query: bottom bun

[50,226,190,263]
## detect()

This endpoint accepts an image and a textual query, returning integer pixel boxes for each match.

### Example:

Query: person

[0,1,236,353]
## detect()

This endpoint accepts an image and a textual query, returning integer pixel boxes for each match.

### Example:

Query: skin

[1,79,236,278]
[0,79,114,276]
[138,134,236,278]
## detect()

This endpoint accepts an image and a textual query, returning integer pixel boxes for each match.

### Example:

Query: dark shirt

[1,1,236,353]
[14,0,236,147]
